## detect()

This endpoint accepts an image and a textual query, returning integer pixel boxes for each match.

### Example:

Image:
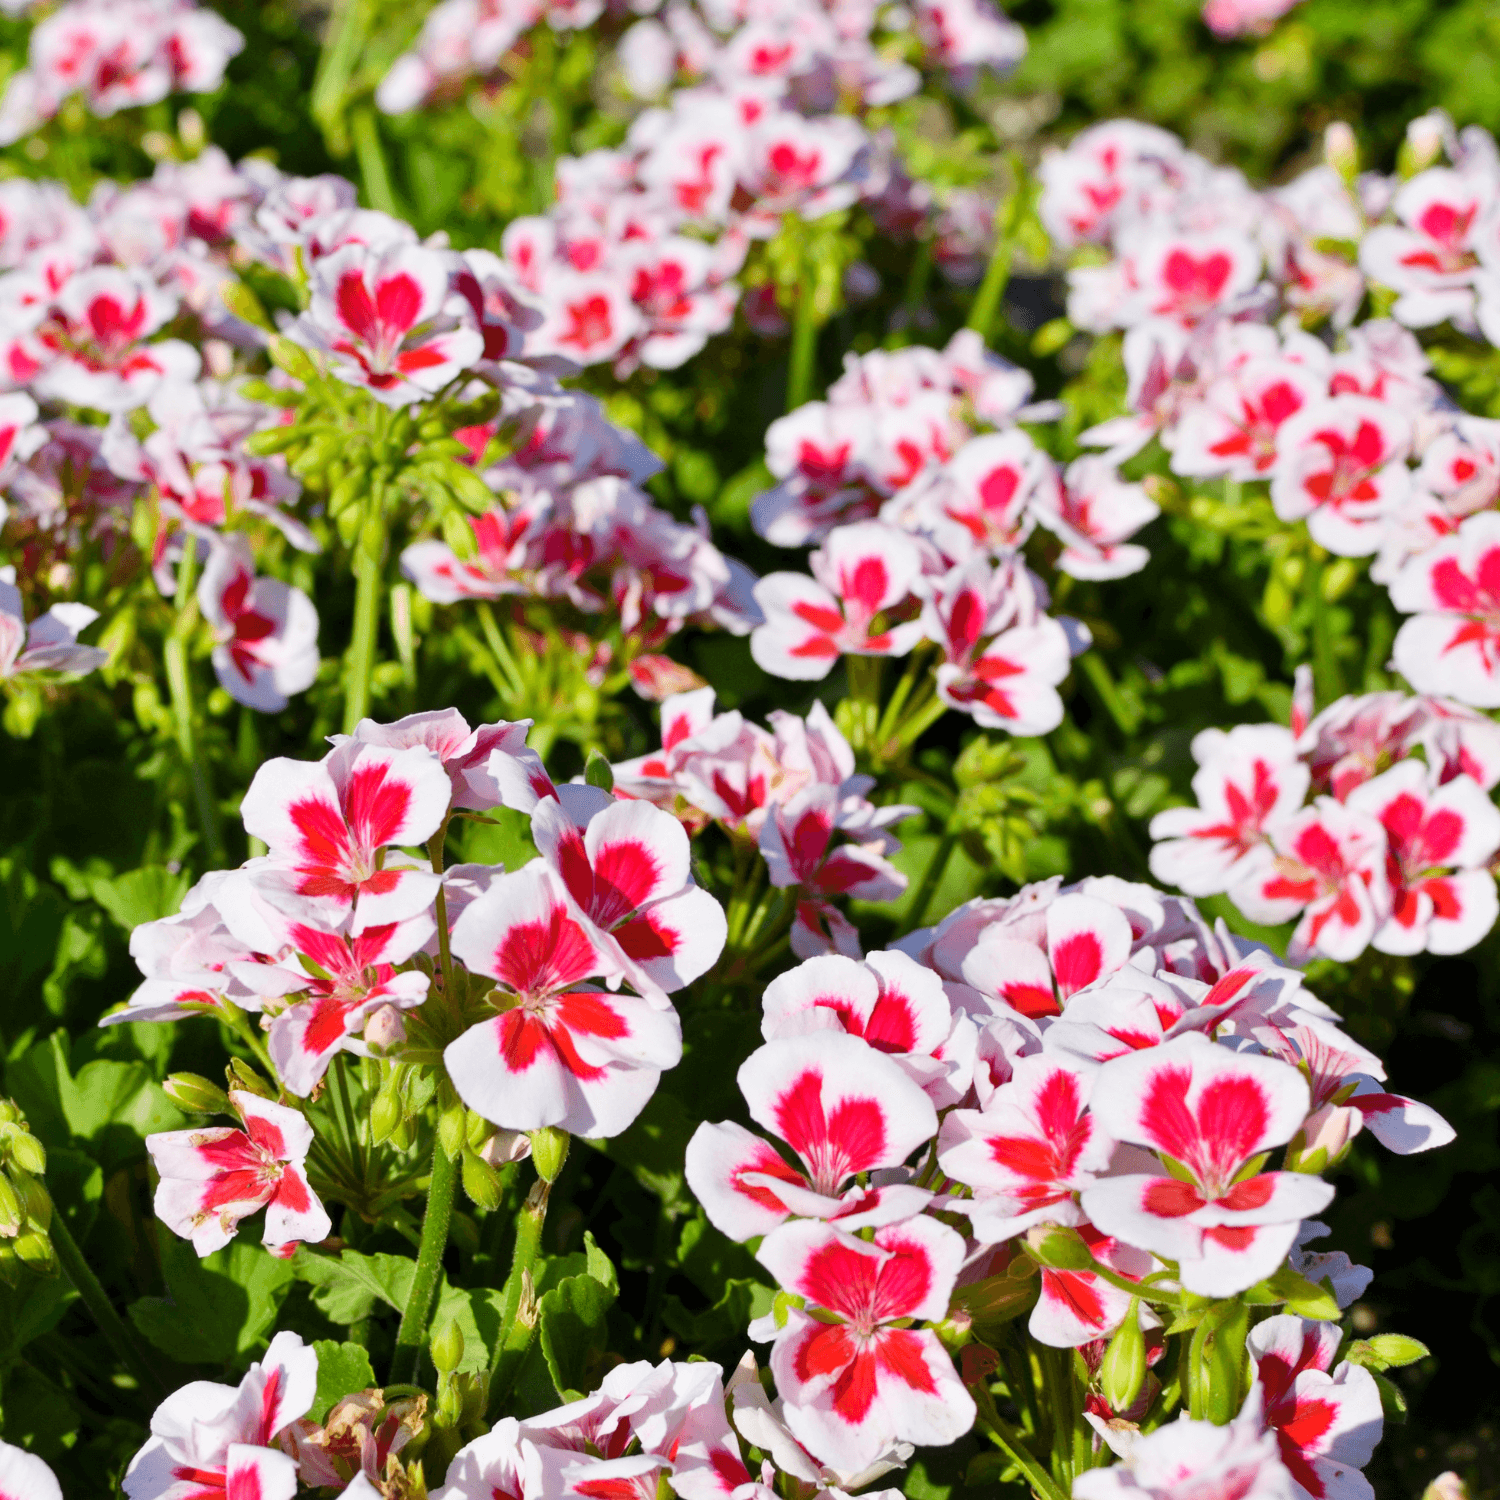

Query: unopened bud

[0,1176,21,1234]
[1286,1104,1360,1174]
[1323,121,1359,182]
[0,1101,19,1126]
[461,1147,505,1211]
[219,280,273,331]
[529,1126,569,1183]
[227,1059,274,1098]
[15,1174,50,1230]
[467,1111,491,1151]
[13,1228,54,1273]
[370,1083,402,1146]
[438,1103,468,1162]
[164,1073,233,1115]
[932,1306,974,1354]
[584,749,614,793]
[1025,1225,1095,1271]
[1404,111,1447,174]
[363,1004,407,1054]
[949,1270,1038,1338]
[6,1129,45,1177]
[1099,1300,1147,1414]
[431,1319,465,1377]
[480,1129,531,1167]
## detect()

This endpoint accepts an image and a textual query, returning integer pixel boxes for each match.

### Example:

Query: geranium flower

[146,1090,331,1256]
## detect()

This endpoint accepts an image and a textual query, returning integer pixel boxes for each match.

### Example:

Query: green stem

[486,1177,551,1418]
[164,539,225,868]
[1040,1346,1075,1487]
[344,494,388,735]
[976,1406,1069,1500]
[1186,1304,1220,1421]
[311,0,368,152]
[330,1054,366,1191]
[476,602,526,699]
[903,831,956,933]
[389,1137,460,1385]
[219,1001,276,1079]
[786,267,820,413]
[965,201,1015,342]
[350,104,399,216]
[1311,560,1342,707]
[50,1212,166,1397]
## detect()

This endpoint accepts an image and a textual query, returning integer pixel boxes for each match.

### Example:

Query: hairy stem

[164,538,225,867]
[786,269,820,413]
[486,1176,551,1418]
[389,1135,460,1385]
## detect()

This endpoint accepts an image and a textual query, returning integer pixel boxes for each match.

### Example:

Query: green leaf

[293,1248,417,1324]
[130,1238,297,1363]
[1254,1264,1342,1321]
[1370,1369,1408,1423]
[309,1341,378,1423]
[537,1233,619,1401]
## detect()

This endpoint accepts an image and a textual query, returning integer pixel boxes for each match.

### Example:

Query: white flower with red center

[1269,396,1411,557]
[621,236,734,371]
[1243,1316,1383,1500]
[610,685,720,805]
[1028,456,1158,580]
[25,265,200,412]
[146,1090,331,1257]
[532,788,727,993]
[1037,120,1190,251]
[760,950,973,1106]
[123,1331,315,1500]
[1081,1034,1332,1296]
[684,1031,937,1241]
[753,402,877,547]
[1294,690,1428,801]
[401,495,551,605]
[195,535,320,714]
[1030,1223,1155,1349]
[1234,799,1390,963]
[759,784,907,911]
[751,522,924,680]
[296,242,482,406]
[1390,510,1500,706]
[240,740,451,931]
[751,1215,975,1472]
[1072,1404,1297,1500]
[1360,168,1494,328]
[230,906,433,1095]
[909,429,1055,558]
[1343,759,1500,954]
[453,247,543,363]
[935,616,1073,736]
[1171,358,1326,483]
[0,575,107,679]
[443,861,682,1138]
[531,267,641,365]
[341,708,534,814]
[743,113,866,220]
[636,108,745,224]
[864,393,961,495]
[1256,1015,1455,1159]
[939,1054,1114,1241]
[1121,230,1263,327]
[959,891,1134,1020]
[1149,725,1311,898]
[1417,415,1500,518]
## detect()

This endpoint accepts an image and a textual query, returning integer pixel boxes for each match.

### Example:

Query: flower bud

[15,1174,50,1230]
[268,335,319,383]
[529,1127,569,1183]
[363,1004,408,1054]
[1099,1301,1147,1414]
[461,1147,505,1212]
[480,1129,531,1167]
[13,1228,54,1273]
[370,1081,403,1145]
[219,280,273,331]
[430,1319,465,1378]
[1323,121,1359,182]
[949,1270,1038,1339]
[932,1306,974,1354]
[438,1102,468,1162]
[164,1073,233,1116]
[1286,1103,1361,1174]
[0,1175,22,1235]
[584,749,614,793]
[1404,111,1446,174]
[1025,1224,1095,1271]
[0,1101,19,1126]
[6,1129,45,1178]
[227,1058,275,1098]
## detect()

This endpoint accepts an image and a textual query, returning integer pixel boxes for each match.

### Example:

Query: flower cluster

[1150,671,1500,962]
[679,868,1446,1471]
[611,686,913,956]
[0,0,243,145]
[744,336,1152,736]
